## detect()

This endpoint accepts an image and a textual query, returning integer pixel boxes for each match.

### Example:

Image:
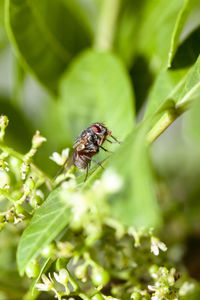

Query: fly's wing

[73,137,87,151]
[53,151,74,181]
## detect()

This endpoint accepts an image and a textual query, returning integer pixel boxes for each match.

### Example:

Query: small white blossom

[179,281,195,296]
[50,148,69,166]
[35,273,54,292]
[61,178,76,191]
[54,268,69,285]
[101,169,123,193]
[151,237,167,256]
[148,285,156,292]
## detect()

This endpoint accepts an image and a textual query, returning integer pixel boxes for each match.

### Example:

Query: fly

[55,123,120,182]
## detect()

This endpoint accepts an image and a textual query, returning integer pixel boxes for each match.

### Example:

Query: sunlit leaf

[59,50,135,144]
[145,55,200,117]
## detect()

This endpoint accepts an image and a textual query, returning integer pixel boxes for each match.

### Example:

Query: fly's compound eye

[91,125,102,134]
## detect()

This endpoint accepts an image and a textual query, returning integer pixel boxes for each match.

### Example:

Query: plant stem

[95,0,121,50]
[146,110,178,144]
[146,99,190,144]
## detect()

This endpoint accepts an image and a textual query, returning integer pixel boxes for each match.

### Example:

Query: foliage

[0,0,200,299]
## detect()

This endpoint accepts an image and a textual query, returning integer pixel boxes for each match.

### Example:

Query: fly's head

[90,123,111,144]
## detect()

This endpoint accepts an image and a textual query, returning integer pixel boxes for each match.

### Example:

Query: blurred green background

[1,0,200,297]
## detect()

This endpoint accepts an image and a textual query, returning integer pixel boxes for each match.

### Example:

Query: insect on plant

[55,123,120,181]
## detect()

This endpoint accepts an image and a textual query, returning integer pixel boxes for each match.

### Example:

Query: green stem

[95,0,121,50]
[0,143,52,190]
[146,110,178,144]
[146,99,190,144]
[79,293,91,300]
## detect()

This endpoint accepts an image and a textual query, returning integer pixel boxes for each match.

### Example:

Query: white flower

[151,237,167,256]
[179,281,195,296]
[35,273,54,291]
[61,177,76,190]
[101,169,123,193]
[54,269,69,285]
[49,148,69,166]
[148,285,156,292]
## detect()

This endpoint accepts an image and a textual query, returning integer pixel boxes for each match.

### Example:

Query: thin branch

[94,0,121,50]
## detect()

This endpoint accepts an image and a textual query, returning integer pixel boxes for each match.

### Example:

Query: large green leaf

[145,55,200,117]
[108,123,162,228]
[138,0,193,71]
[59,50,135,144]
[17,188,71,275]
[145,69,187,117]
[6,0,92,92]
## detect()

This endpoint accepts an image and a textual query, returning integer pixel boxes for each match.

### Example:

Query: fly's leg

[54,158,68,181]
[86,156,104,169]
[110,134,121,144]
[105,138,113,143]
[100,145,113,153]
[84,164,89,182]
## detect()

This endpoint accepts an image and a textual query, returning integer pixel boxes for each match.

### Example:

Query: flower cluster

[0,116,50,231]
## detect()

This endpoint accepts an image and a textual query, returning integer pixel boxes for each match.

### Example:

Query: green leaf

[167,0,196,67]
[145,68,187,117]
[17,188,71,275]
[108,123,162,228]
[138,0,192,71]
[145,55,200,117]
[59,50,135,143]
[6,0,92,92]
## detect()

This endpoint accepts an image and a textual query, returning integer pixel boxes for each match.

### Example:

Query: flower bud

[91,293,104,300]
[0,115,9,128]
[30,195,43,209]
[130,292,141,300]
[25,177,35,190]
[41,243,55,258]
[25,259,40,278]
[75,264,87,282]
[32,131,46,148]
[91,266,110,287]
